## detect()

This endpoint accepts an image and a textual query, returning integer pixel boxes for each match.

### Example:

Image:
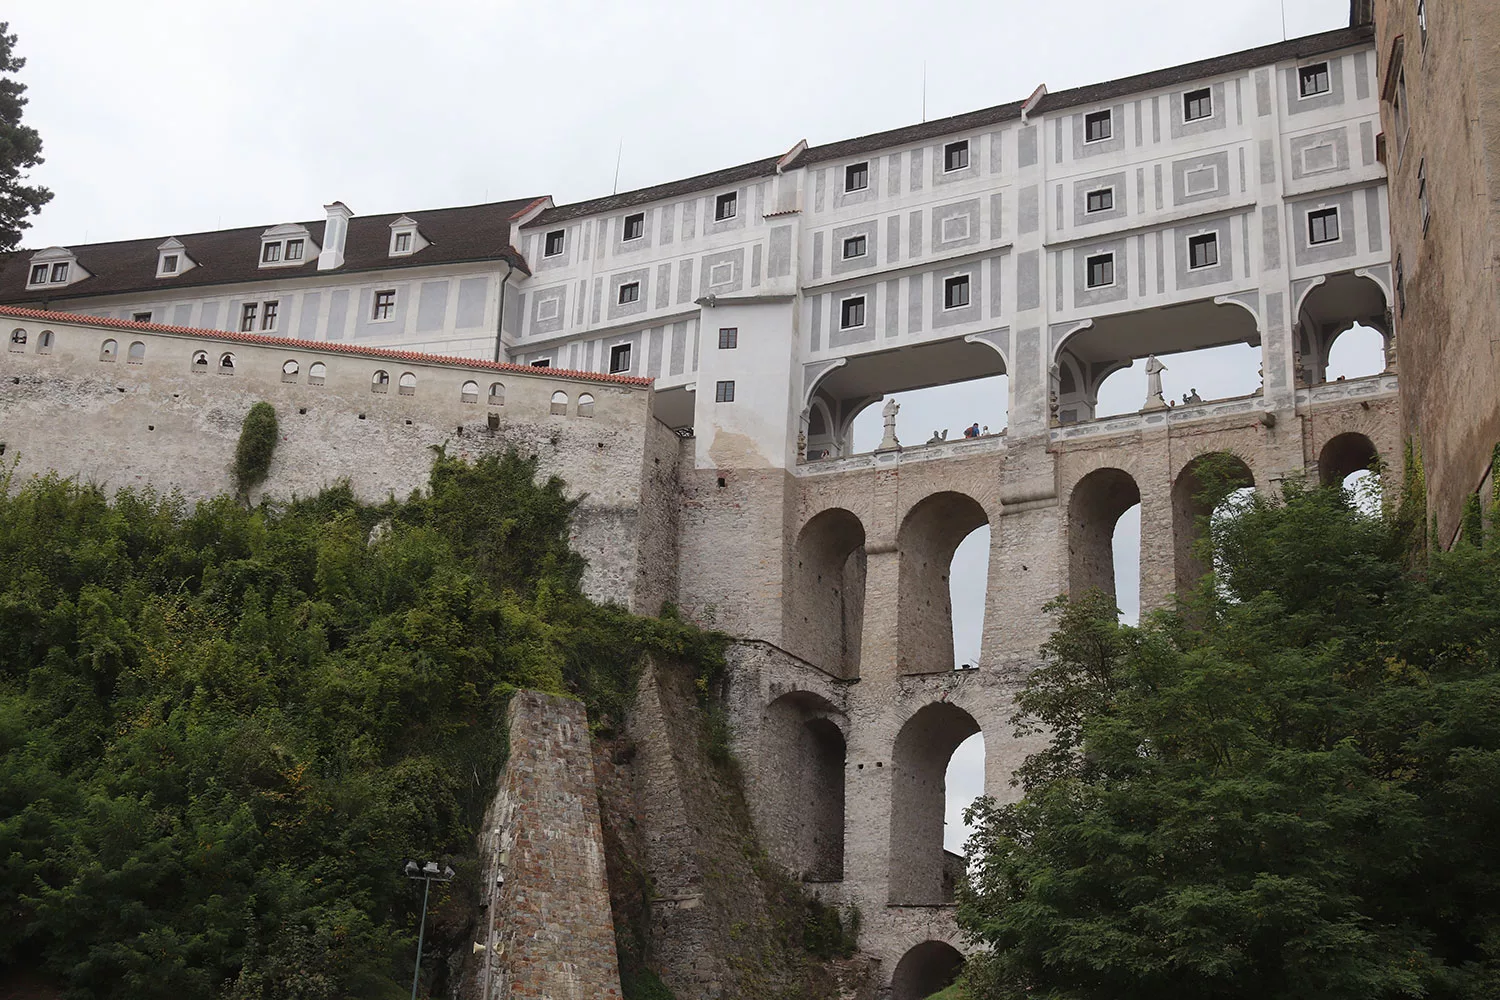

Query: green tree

[958,480,1500,999]
[0,23,52,250]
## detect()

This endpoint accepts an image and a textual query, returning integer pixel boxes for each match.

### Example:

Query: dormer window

[285,239,304,261]
[156,237,193,278]
[50,262,68,282]
[161,254,179,274]
[259,225,316,268]
[262,243,281,263]
[25,248,83,289]
[393,232,411,254]
[29,263,46,284]
[387,216,423,257]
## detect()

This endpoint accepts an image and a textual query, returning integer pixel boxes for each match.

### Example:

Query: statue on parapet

[877,397,901,451]
[1142,355,1168,411]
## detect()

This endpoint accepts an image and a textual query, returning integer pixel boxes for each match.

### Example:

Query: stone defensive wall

[0,305,681,614]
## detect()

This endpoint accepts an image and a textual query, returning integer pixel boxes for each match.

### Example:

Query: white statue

[877,397,902,451]
[1143,355,1168,411]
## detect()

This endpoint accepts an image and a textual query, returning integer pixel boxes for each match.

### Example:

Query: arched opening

[398,372,416,396]
[461,380,480,403]
[217,352,235,372]
[1068,468,1142,610]
[99,339,118,362]
[889,702,981,905]
[1172,452,1254,595]
[37,330,53,354]
[1294,272,1390,384]
[897,492,989,675]
[308,362,327,385]
[1324,325,1387,381]
[1320,432,1382,514]
[191,350,209,369]
[371,369,389,392]
[282,359,300,382]
[550,390,568,415]
[127,341,145,364]
[890,940,965,1000]
[944,731,986,870]
[9,328,26,351]
[1091,343,1262,418]
[786,508,866,679]
[488,382,504,405]
[761,692,846,882]
[847,375,1009,454]
[578,392,595,417]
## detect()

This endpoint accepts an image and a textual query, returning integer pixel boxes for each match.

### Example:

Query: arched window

[461,380,480,403]
[9,328,26,351]
[282,359,299,382]
[191,350,209,370]
[127,341,146,364]
[100,339,118,362]
[577,392,595,417]
[308,362,327,385]
[398,372,416,396]
[550,389,568,415]
[371,369,390,392]
[36,330,53,355]
[488,382,504,405]
[218,352,236,372]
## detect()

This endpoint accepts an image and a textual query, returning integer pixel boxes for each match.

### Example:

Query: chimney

[318,201,354,270]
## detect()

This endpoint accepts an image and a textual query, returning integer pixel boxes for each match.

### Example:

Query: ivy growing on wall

[233,400,279,497]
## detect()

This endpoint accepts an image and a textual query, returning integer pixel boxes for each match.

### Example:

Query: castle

[0,15,1423,999]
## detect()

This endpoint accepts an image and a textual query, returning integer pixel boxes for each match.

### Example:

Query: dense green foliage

[0,23,52,251]
[958,475,1500,999]
[0,452,724,998]
[233,402,279,498]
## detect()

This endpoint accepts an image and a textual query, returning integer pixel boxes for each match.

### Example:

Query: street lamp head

[404,860,421,878]
[422,860,441,876]
[442,865,456,880]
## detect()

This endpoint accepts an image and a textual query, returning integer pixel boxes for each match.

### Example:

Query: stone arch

[1294,271,1391,383]
[99,339,118,362]
[127,341,145,364]
[786,507,867,679]
[461,380,480,402]
[371,369,389,391]
[308,362,327,385]
[889,701,982,904]
[37,330,53,354]
[218,352,235,372]
[1319,431,1380,486]
[488,382,505,405]
[1172,451,1254,594]
[191,350,209,369]
[398,371,416,395]
[760,691,847,882]
[577,392,595,417]
[550,390,568,415]
[282,359,300,380]
[1068,467,1142,602]
[890,940,965,1000]
[897,492,990,675]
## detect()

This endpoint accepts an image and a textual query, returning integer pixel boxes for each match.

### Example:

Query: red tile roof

[0,305,653,387]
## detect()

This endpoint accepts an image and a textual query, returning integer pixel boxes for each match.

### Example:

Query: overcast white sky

[8,0,1371,855]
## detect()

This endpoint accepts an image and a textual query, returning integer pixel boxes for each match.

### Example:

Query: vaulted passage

[889,702,981,905]
[1319,431,1380,486]
[761,692,846,882]
[890,940,965,1000]
[1296,271,1391,384]
[786,508,867,678]
[1173,452,1255,595]
[897,492,990,675]
[1068,467,1142,605]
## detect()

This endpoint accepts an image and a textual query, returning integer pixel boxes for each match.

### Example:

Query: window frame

[844,161,869,193]
[1084,110,1113,144]
[1298,62,1331,99]
[839,295,866,330]
[617,281,641,305]
[1183,87,1213,122]
[1187,232,1220,269]
[240,302,258,332]
[842,234,868,260]
[50,262,69,283]
[261,300,280,331]
[372,289,397,321]
[943,140,970,173]
[943,274,971,310]
[1307,206,1341,246]
[28,263,47,285]
[718,326,738,349]
[530,358,552,368]
[285,238,304,261]
[159,253,179,275]
[1085,187,1115,214]
[543,229,566,257]
[714,191,737,222]
[609,343,632,374]
[132,311,153,324]
[714,379,736,403]
[622,213,645,242]
[1085,252,1116,289]
[391,230,413,255]
[261,242,282,263]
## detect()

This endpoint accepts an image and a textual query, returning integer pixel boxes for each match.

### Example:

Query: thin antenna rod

[922,62,927,123]
[1280,0,1288,41]
[612,139,624,195]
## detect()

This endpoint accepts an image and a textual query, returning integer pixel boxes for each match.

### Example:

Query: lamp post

[403,859,456,1000]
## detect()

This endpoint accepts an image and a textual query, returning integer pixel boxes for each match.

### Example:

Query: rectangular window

[715,380,735,403]
[373,289,396,320]
[943,274,970,310]
[261,300,279,331]
[623,213,645,241]
[943,140,970,172]
[845,162,869,192]
[240,303,258,332]
[1308,207,1340,245]
[715,191,737,221]
[161,254,179,273]
[262,242,281,263]
[609,343,632,373]
[1183,87,1212,121]
[1084,110,1112,143]
[843,235,867,259]
[29,263,47,284]
[618,281,640,304]
[840,296,866,329]
[1086,253,1115,288]
[1299,62,1330,98]
[1394,68,1409,162]
[285,238,304,261]
[718,327,738,349]
[1188,233,1219,269]
[530,358,551,368]
[393,231,412,254]
[50,262,69,282]
[1418,160,1430,234]
[1417,0,1427,45]
[132,311,153,324]
[1086,188,1114,213]
[544,230,565,257]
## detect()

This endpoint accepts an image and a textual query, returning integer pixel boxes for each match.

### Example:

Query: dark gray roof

[524,156,784,229]
[0,196,544,305]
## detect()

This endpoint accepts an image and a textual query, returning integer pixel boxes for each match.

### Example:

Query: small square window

[29,263,47,284]
[715,191,737,221]
[840,296,866,329]
[845,162,869,192]
[623,213,645,241]
[530,359,551,368]
[133,311,153,324]
[618,281,640,304]
[261,300,279,331]
[285,239,304,261]
[610,343,632,373]
[715,380,735,403]
[1308,207,1340,245]
[1183,88,1212,122]
[161,254,179,274]
[944,140,970,172]
[240,303,258,332]
[943,275,970,310]
[843,235,867,259]
[1086,188,1114,213]
[50,262,69,283]
[1299,62,1330,98]
[1085,110,1112,143]
[1188,233,1219,269]
[373,289,396,320]
[262,242,281,263]
[544,230,565,257]
[393,231,412,254]
[718,327,738,349]
[1086,253,1115,289]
